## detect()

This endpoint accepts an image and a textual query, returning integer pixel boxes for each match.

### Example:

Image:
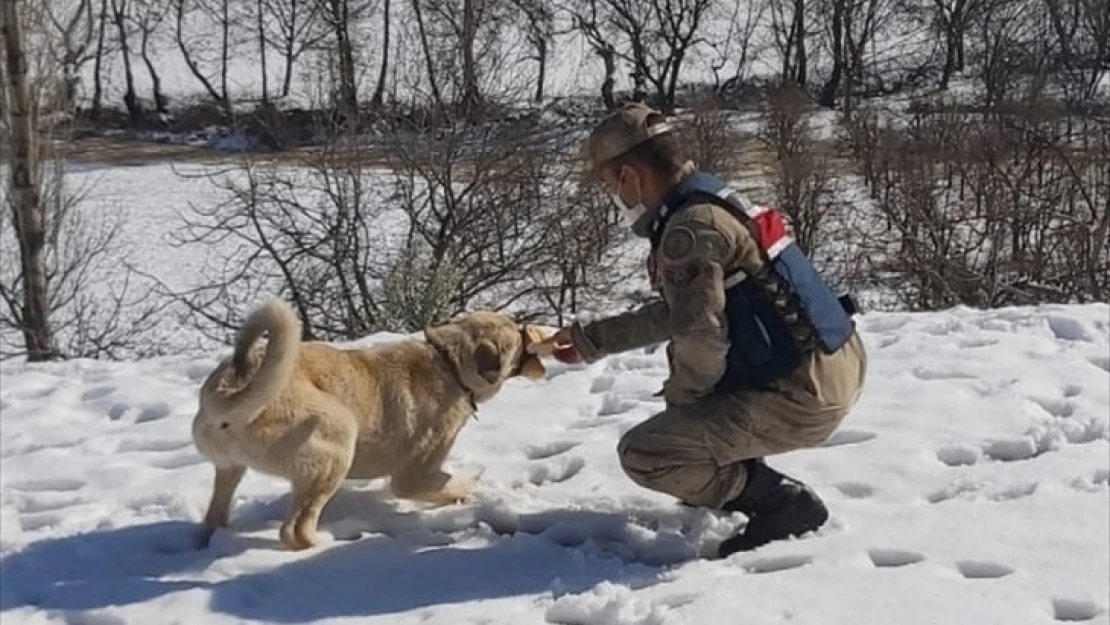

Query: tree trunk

[281,0,297,97]
[460,0,481,115]
[176,0,224,105]
[941,27,958,89]
[371,0,390,108]
[600,45,616,109]
[819,0,844,107]
[92,0,107,117]
[257,0,269,105]
[1,0,61,361]
[663,49,684,114]
[220,0,230,112]
[140,15,167,114]
[411,0,443,113]
[112,0,142,121]
[332,0,358,121]
[533,35,546,103]
[792,0,807,86]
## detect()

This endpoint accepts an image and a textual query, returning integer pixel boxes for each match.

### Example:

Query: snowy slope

[1,304,1108,625]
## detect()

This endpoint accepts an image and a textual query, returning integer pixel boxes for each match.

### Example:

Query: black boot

[717,459,828,558]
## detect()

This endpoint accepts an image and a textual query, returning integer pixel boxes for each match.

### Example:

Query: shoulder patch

[661,226,696,260]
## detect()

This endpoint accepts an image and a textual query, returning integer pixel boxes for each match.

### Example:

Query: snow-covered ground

[2,303,1107,624]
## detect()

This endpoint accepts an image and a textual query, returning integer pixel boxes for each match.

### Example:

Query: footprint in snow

[868,548,925,568]
[151,453,205,470]
[18,494,91,514]
[1029,396,1076,418]
[955,560,1014,579]
[821,429,877,448]
[1087,356,1109,373]
[912,367,977,382]
[117,438,193,453]
[526,456,586,486]
[988,483,1038,501]
[936,445,981,467]
[136,402,173,423]
[14,386,56,400]
[597,394,636,417]
[568,416,622,431]
[958,336,1001,349]
[744,554,814,574]
[524,440,581,461]
[80,385,115,401]
[926,482,979,504]
[833,482,875,499]
[9,478,85,493]
[1053,598,1105,622]
[590,375,616,394]
[982,438,1041,462]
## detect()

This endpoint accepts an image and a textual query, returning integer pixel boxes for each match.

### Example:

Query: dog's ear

[473,340,503,385]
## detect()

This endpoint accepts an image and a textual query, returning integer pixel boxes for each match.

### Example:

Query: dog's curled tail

[200,298,301,426]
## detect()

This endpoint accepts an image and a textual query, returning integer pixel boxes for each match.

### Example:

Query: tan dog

[190,298,548,550]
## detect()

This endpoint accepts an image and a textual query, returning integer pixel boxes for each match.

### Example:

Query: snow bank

[1,304,1107,624]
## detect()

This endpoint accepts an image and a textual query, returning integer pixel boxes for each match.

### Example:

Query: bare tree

[153,146,395,343]
[707,0,765,94]
[90,0,109,117]
[559,0,619,109]
[174,0,234,114]
[513,0,553,103]
[1,0,59,361]
[770,0,809,87]
[758,83,831,257]
[417,0,521,118]
[370,0,390,107]
[1043,0,1110,103]
[317,0,361,122]
[847,101,1108,310]
[110,0,143,120]
[1,0,165,360]
[933,0,996,90]
[818,0,896,116]
[678,95,746,175]
[976,0,1034,108]
[597,0,719,113]
[44,0,95,116]
[135,0,170,114]
[262,0,325,99]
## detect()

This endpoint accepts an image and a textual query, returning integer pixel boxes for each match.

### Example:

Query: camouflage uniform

[572,104,868,513]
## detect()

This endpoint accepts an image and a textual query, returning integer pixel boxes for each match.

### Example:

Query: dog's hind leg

[198,465,247,548]
[279,402,358,550]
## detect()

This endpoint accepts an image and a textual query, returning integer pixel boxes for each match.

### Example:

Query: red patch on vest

[753,206,788,253]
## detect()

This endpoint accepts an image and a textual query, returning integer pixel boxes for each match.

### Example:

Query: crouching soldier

[537,103,868,557]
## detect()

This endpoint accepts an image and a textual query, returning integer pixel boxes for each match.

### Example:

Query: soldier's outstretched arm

[568,299,671,363]
[656,219,730,405]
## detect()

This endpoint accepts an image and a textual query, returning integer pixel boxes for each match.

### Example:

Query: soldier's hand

[533,328,582,364]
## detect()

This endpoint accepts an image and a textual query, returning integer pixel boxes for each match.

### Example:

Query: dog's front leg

[391,468,477,507]
[196,465,247,549]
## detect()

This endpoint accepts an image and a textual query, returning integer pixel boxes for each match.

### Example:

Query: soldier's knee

[616,425,649,480]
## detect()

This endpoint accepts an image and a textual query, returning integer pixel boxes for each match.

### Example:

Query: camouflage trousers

[617,332,868,508]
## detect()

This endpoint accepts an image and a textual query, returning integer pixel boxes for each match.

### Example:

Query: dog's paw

[280,524,320,551]
[193,526,217,551]
[429,475,479,507]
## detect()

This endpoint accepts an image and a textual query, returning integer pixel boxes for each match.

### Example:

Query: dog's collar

[429,341,479,417]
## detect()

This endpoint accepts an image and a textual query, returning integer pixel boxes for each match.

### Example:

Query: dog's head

[424,312,549,400]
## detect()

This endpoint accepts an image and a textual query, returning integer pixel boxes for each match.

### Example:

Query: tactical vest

[649,171,858,392]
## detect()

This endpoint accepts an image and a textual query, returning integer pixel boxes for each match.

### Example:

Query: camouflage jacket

[569,168,769,406]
